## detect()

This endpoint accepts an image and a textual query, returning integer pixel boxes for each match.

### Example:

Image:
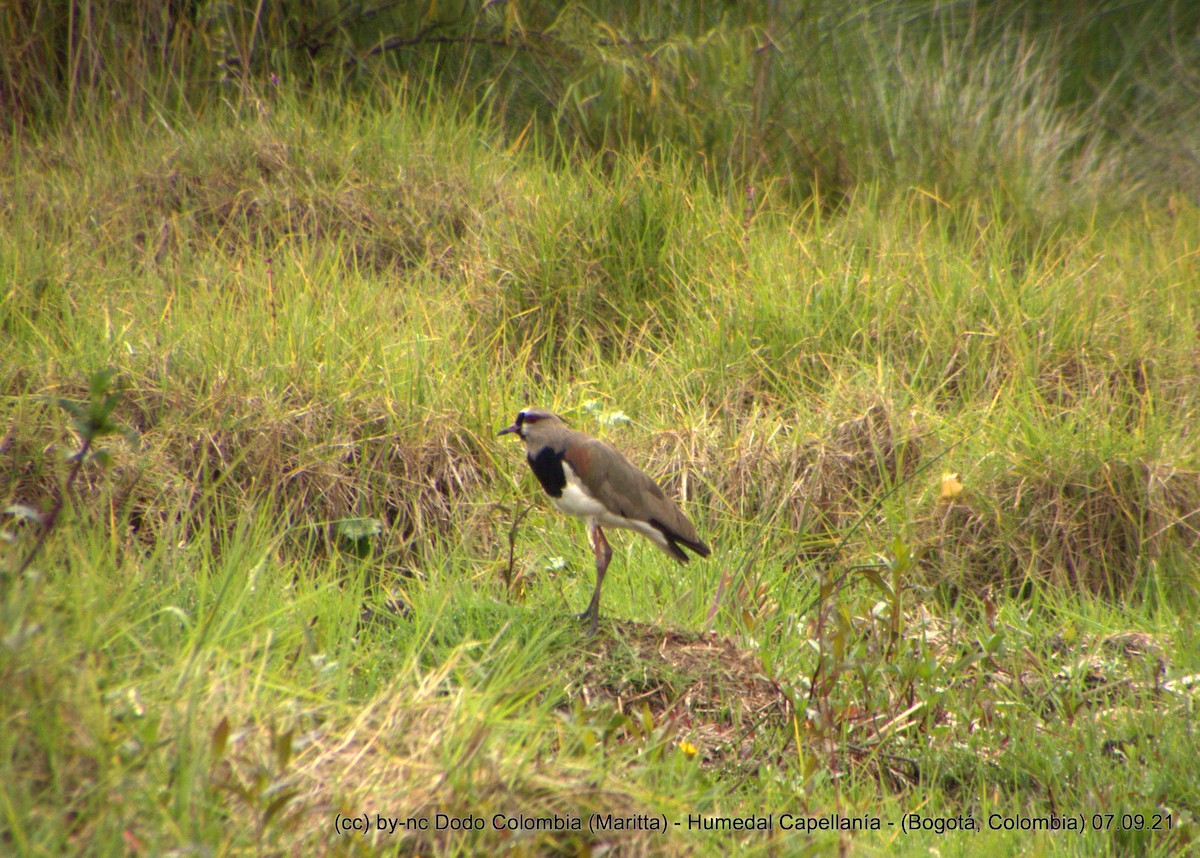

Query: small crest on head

[499,407,561,439]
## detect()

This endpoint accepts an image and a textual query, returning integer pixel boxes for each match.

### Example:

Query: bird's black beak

[498,422,519,437]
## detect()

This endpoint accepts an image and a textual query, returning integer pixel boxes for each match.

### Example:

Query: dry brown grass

[7,383,494,565]
[929,459,1200,593]
[9,371,1196,602]
[24,128,491,279]
[648,402,922,544]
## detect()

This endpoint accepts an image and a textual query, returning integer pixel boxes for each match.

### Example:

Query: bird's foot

[576,609,600,636]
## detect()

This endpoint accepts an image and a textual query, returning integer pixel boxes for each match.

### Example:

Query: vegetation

[2,1,1198,854]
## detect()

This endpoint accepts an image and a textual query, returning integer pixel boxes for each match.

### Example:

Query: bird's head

[498,408,565,445]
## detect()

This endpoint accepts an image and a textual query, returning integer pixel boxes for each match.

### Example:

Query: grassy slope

[2,80,1199,855]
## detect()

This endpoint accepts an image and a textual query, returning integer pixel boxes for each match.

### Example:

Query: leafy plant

[209,717,303,851]
[333,516,384,559]
[7,369,138,579]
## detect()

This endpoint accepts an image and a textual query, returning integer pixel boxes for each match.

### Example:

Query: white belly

[551,461,672,552]
[551,464,608,518]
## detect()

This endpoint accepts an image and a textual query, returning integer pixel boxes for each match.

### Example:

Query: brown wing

[564,434,710,559]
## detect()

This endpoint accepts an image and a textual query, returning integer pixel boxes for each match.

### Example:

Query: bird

[499,407,710,633]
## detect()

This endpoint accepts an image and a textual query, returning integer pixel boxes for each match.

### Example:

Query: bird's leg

[579,524,612,634]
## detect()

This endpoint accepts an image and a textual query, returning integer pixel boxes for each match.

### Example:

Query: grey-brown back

[562,430,710,560]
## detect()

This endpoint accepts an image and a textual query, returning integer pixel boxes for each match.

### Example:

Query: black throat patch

[527,447,566,498]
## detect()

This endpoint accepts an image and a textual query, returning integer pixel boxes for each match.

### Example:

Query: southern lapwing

[499,408,710,633]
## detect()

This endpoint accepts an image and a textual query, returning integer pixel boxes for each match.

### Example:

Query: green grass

[3,12,1200,854]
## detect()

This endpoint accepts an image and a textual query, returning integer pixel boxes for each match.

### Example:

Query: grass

[3,14,1200,855]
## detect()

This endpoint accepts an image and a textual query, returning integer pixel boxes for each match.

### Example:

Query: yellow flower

[678,741,698,757]
[938,472,964,502]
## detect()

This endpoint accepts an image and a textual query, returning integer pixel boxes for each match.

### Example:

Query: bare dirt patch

[564,622,793,766]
